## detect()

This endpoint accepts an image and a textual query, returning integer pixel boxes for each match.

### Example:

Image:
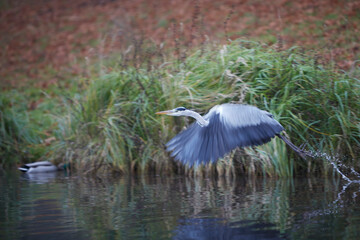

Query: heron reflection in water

[156,104,310,166]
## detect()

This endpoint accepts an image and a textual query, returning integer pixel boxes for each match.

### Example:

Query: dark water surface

[1,170,360,240]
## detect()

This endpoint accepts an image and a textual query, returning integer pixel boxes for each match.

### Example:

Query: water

[1,170,360,240]
[309,150,360,183]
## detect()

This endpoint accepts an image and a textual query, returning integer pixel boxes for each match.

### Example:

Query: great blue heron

[156,103,309,166]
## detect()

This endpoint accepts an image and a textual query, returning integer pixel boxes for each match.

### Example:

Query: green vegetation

[1,40,359,177]
[0,88,61,165]
[0,91,41,164]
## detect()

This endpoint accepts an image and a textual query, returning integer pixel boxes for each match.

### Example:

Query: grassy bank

[1,40,359,177]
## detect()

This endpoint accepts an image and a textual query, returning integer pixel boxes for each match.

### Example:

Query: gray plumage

[156,103,307,166]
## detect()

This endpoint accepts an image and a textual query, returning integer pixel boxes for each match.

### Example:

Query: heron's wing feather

[166,104,284,166]
[216,104,276,128]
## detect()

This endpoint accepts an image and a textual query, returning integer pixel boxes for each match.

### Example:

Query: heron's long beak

[155,110,173,115]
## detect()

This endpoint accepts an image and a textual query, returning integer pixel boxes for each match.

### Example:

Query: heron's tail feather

[277,134,311,160]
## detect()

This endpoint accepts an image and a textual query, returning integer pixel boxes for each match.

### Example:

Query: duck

[18,161,67,173]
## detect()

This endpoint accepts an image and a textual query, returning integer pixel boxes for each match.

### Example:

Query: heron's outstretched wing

[166,104,284,166]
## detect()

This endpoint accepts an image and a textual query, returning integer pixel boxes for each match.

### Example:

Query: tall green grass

[0,91,45,165]
[1,40,358,176]
[0,87,69,166]
[47,40,360,176]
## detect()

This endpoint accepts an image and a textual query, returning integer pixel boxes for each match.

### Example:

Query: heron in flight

[156,104,309,166]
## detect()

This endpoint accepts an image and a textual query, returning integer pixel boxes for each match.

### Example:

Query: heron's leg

[276,134,312,160]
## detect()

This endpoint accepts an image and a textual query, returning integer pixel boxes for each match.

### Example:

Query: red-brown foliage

[1,0,359,88]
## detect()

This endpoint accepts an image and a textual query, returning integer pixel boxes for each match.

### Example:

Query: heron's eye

[175,107,187,111]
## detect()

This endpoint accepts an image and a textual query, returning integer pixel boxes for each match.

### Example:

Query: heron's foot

[297,143,313,159]
[299,143,306,151]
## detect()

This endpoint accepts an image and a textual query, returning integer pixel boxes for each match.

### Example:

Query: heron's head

[156,107,190,117]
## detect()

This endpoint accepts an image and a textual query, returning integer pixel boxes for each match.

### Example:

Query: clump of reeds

[47,40,360,177]
[0,91,52,165]
[2,38,359,177]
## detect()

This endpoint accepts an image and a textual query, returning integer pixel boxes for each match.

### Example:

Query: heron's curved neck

[189,111,209,127]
